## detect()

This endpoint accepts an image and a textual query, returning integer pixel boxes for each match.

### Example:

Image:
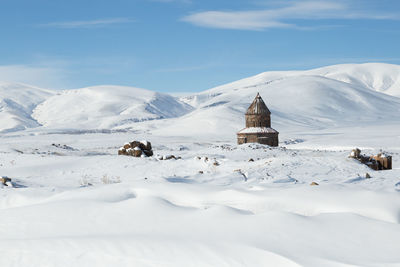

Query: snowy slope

[0,82,54,133]
[310,63,400,97]
[32,85,193,129]
[1,64,400,267]
[162,63,400,138]
[1,63,400,135]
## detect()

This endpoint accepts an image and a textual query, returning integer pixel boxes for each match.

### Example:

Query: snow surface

[0,131,399,267]
[0,82,54,133]
[33,85,193,129]
[1,63,399,135]
[237,127,278,134]
[1,63,400,266]
[310,63,400,97]
[169,63,400,138]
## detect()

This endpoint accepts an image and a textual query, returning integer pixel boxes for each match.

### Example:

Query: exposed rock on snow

[1,64,400,267]
[118,140,153,157]
[0,176,11,186]
[158,155,182,160]
[0,130,399,266]
[349,148,392,170]
[51,143,77,151]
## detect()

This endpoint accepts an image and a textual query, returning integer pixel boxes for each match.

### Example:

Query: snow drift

[1,63,400,267]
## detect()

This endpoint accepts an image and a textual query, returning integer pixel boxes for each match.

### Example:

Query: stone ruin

[118,140,153,157]
[0,176,11,186]
[349,148,392,170]
[237,93,279,146]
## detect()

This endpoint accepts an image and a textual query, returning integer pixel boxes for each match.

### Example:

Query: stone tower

[237,93,279,146]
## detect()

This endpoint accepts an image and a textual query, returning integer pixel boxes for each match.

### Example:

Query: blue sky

[0,0,399,92]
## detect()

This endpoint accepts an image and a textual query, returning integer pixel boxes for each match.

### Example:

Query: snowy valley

[0,63,400,266]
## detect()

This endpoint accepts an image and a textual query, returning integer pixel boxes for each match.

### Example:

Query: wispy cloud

[182,0,399,31]
[39,18,134,29]
[0,64,70,89]
[0,56,138,89]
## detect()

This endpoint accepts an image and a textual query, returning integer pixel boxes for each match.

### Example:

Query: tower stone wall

[237,93,279,147]
[245,114,270,128]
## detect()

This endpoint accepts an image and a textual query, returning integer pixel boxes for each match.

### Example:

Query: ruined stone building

[237,93,279,146]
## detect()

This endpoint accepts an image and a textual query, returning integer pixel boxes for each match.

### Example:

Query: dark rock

[133,148,142,157]
[143,150,153,157]
[129,141,141,149]
[119,140,153,158]
[118,148,127,155]
[0,176,11,186]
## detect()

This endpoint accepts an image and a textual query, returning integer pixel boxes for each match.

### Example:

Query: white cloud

[182,0,398,30]
[39,18,134,29]
[0,56,137,89]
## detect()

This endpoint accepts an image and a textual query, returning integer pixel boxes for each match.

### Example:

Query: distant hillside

[32,85,193,129]
[156,63,400,137]
[0,63,399,135]
[0,82,54,133]
[309,63,400,97]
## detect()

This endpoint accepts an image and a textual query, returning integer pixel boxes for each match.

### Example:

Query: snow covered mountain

[2,63,400,267]
[32,85,193,129]
[164,63,400,137]
[310,63,400,97]
[0,82,54,133]
[0,63,399,134]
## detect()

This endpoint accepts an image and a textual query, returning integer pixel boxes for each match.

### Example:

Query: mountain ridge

[1,63,399,134]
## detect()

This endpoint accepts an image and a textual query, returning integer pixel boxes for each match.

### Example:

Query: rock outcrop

[118,140,153,157]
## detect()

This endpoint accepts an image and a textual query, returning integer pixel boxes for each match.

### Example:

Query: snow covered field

[1,63,400,266]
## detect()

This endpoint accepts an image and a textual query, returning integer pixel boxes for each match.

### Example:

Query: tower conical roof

[245,93,271,115]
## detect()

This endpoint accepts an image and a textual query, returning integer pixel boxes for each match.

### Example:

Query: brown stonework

[237,93,279,147]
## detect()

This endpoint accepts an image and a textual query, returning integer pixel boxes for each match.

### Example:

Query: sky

[0,0,399,92]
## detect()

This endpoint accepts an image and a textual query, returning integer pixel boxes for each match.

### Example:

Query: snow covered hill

[1,63,399,135]
[0,82,54,133]
[32,85,193,129]
[310,63,400,97]
[1,64,400,267]
[0,84,192,133]
[165,63,400,138]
